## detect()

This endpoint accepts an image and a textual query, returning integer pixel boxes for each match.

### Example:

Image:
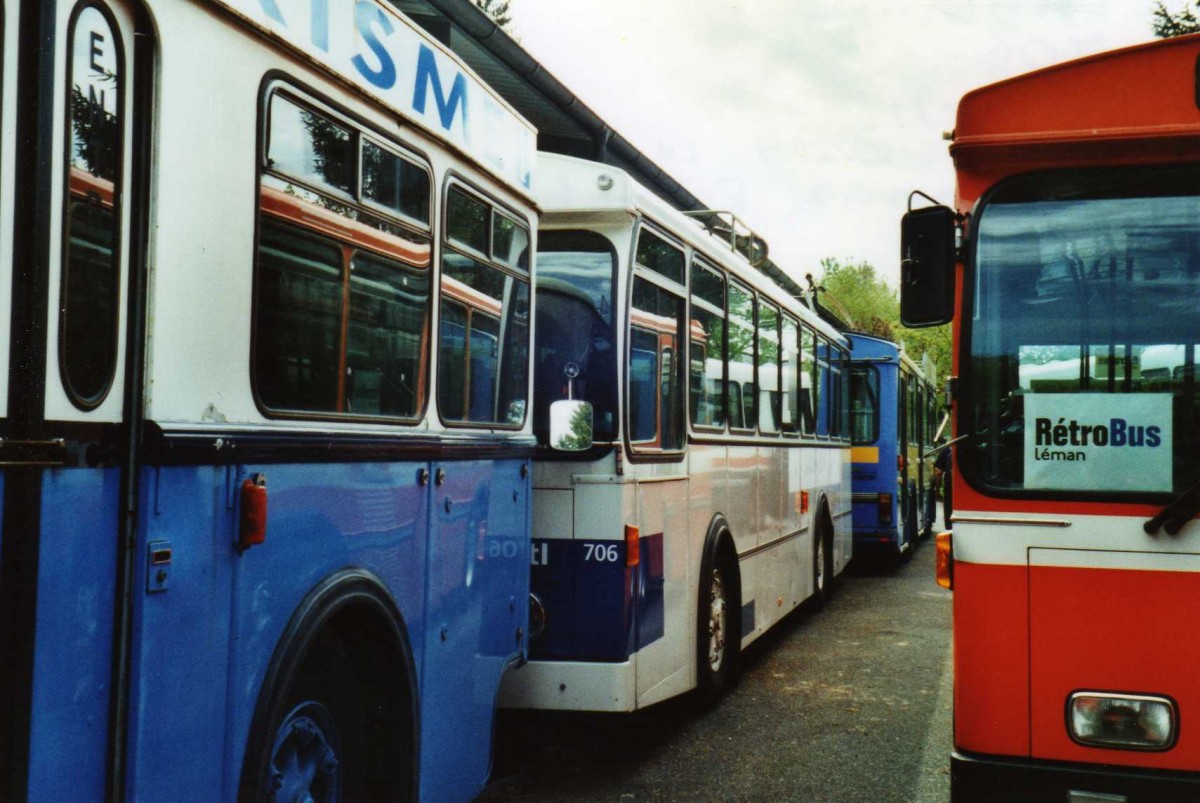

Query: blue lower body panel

[121,458,527,803]
[529,533,664,663]
[27,468,119,801]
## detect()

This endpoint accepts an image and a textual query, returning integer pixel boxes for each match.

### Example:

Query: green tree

[814,257,952,398]
[475,0,513,31]
[555,402,594,451]
[816,258,897,339]
[1153,1,1200,37]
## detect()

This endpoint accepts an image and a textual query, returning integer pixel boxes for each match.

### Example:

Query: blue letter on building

[413,44,467,131]
[258,0,286,25]
[311,0,329,51]
[351,1,396,89]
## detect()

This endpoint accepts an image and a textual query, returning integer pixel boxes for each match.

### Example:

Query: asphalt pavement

[481,520,954,802]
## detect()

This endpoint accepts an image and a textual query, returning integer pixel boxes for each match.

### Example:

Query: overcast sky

[512,0,1159,286]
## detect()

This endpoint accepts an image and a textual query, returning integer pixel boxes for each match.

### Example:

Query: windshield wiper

[1143,478,1200,535]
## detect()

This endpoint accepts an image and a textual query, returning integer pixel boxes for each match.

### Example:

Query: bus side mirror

[549,400,593,451]
[900,204,956,328]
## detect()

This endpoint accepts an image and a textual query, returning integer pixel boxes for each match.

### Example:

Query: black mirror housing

[900,204,956,328]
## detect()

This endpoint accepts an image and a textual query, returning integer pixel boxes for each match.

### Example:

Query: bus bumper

[497,659,636,712]
[952,750,1200,803]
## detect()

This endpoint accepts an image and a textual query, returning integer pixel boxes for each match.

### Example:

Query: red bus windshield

[962,164,1200,499]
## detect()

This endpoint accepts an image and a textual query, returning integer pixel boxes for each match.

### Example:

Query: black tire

[696,545,740,699]
[901,487,918,563]
[811,512,832,611]
[240,576,415,803]
[261,633,364,803]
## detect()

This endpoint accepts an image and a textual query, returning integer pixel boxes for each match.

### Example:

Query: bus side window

[62,6,124,409]
[438,185,531,427]
[757,300,781,433]
[256,222,344,412]
[689,260,726,430]
[254,89,433,420]
[728,281,756,431]
[628,327,659,442]
[628,274,683,450]
[840,345,849,439]
[780,317,800,436]
[816,337,833,437]
[800,326,817,435]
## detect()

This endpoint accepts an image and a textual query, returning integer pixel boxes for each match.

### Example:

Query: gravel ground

[481,524,954,802]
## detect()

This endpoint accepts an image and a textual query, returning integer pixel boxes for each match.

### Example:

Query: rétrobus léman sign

[211,0,536,192]
[1024,393,1172,492]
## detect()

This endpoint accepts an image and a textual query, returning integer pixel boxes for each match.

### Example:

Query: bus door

[0,1,149,800]
[897,373,909,526]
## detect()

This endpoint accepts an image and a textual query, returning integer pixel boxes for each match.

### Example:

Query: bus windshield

[534,230,618,444]
[964,165,1200,498]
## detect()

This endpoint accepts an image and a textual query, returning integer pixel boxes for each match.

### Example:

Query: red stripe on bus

[259,184,432,268]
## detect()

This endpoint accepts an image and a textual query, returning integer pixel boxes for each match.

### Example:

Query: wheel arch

[698,514,741,643]
[700,513,740,600]
[237,567,419,802]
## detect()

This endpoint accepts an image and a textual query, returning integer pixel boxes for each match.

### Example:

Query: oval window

[61,4,123,408]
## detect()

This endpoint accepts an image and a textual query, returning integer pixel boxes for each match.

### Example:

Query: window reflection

[535,231,617,443]
[727,283,755,429]
[268,95,354,195]
[968,167,1200,493]
[438,251,529,426]
[690,262,726,429]
[629,277,683,449]
[62,5,123,408]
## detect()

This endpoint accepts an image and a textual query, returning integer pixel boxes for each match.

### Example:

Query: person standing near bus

[933,443,952,528]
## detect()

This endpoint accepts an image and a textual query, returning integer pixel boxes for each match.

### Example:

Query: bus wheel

[242,584,416,803]
[267,699,345,802]
[260,637,366,803]
[811,521,830,612]
[901,488,917,562]
[697,550,739,698]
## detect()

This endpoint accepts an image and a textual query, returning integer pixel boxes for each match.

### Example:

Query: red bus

[901,35,1200,801]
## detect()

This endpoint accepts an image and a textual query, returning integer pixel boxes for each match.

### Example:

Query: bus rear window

[850,364,880,445]
[534,231,618,444]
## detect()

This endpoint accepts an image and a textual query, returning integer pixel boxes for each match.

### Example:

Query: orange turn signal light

[935,532,953,590]
[625,524,640,567]
[239,474,268,549]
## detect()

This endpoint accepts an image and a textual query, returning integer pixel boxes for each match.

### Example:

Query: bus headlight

[1068,692,1176,751]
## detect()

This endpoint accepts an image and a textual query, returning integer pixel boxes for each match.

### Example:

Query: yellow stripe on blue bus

[851,446,879,464]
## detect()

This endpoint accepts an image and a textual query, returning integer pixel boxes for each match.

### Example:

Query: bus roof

[209,0,536,195]
[845,332,933,385]
[951,33,1200,172]
[535,153,847,345]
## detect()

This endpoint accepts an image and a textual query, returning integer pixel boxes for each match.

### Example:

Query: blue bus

[0,1,540,800]
[847,333,939,561]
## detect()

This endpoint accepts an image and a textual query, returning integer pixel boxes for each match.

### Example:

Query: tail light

[238,474,268,549]
[878,492,893,525]
[935,532,953,589]
[625,524,640,567]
